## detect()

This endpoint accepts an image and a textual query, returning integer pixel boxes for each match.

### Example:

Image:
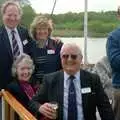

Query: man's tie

[11,30,20,58]
[68,75,77,120]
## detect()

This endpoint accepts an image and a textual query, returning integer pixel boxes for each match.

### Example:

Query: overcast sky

[30,0,120,14]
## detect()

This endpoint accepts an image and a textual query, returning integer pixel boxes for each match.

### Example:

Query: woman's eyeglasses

[62,54,78,60]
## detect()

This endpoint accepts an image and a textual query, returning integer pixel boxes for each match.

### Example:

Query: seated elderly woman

[6,53,39,117]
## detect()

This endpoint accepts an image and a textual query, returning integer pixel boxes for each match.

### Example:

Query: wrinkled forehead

[4,4,20,14]
[61,44,81,55]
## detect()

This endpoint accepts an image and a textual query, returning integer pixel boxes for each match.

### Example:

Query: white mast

[84,0,88,64]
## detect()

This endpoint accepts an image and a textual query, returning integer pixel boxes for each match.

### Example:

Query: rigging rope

[51,0,57,16]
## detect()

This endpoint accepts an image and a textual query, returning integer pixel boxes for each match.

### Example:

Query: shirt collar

[64,71,80,81]
[5,26,17,36]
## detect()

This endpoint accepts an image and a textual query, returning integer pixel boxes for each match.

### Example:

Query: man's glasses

[62,54,78,60]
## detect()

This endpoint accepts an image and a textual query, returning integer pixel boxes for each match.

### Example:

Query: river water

[61,37,107,64]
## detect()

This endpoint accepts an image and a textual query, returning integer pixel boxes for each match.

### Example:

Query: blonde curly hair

[30,15,53,40]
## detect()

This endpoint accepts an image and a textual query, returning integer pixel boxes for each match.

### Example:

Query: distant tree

[0,0,5,5]
[21,5,36,28]
[16,0,31,5]
[0,0,31,6]
[0,0,119,37]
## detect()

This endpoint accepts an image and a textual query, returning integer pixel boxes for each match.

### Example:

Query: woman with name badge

[30,15,63,85]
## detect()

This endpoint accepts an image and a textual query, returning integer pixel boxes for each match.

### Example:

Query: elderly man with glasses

[29,43,114,120]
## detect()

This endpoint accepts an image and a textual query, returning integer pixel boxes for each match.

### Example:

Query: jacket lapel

[57,71,64,120]
[1,26,13,58]
[80,69,90,120]
[17,26,24,44]
[17,26,30,53]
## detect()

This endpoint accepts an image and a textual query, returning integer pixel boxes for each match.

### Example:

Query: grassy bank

[53,29,83,37]
[52,29,108,37]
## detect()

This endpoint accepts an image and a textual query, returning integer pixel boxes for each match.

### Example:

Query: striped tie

[11,30,20,58]
[68,75,77,120]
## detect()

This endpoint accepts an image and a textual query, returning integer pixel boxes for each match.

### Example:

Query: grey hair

[12,53,35,77]
[1,0,23,16]
[60,43,83,57]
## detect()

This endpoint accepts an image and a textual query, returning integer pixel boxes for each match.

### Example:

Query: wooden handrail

[2,90,37,120]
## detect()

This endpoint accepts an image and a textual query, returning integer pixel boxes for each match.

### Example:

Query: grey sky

[30,0,120,14]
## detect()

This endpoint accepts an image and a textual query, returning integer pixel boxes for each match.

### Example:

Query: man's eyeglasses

[62,54,78,60]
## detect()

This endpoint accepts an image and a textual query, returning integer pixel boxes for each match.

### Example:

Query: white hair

[60,43,83,56]
[12,53,35,77]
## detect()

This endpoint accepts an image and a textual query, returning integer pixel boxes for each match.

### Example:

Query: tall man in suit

[29,43,114,120]
[0,1,34,90]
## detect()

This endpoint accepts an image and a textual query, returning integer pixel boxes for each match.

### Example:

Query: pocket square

[23,39,28,45]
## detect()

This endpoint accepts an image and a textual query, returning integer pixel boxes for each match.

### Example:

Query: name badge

[23,39,28,45]
[47,50,55,54]
[81,87,91,94]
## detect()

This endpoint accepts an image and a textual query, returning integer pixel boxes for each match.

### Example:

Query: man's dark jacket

[29,70,114,120]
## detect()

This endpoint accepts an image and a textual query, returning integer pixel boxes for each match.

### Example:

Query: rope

[51,0,57,16]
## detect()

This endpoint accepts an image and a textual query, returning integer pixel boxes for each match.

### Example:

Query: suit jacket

[0,25,35,89]
[29,69,114,120]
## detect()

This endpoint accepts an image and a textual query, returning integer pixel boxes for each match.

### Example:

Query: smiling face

[2,4,21,29]
[35,25,49,41]
[60,43,83,75]
[16,61,33,82]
